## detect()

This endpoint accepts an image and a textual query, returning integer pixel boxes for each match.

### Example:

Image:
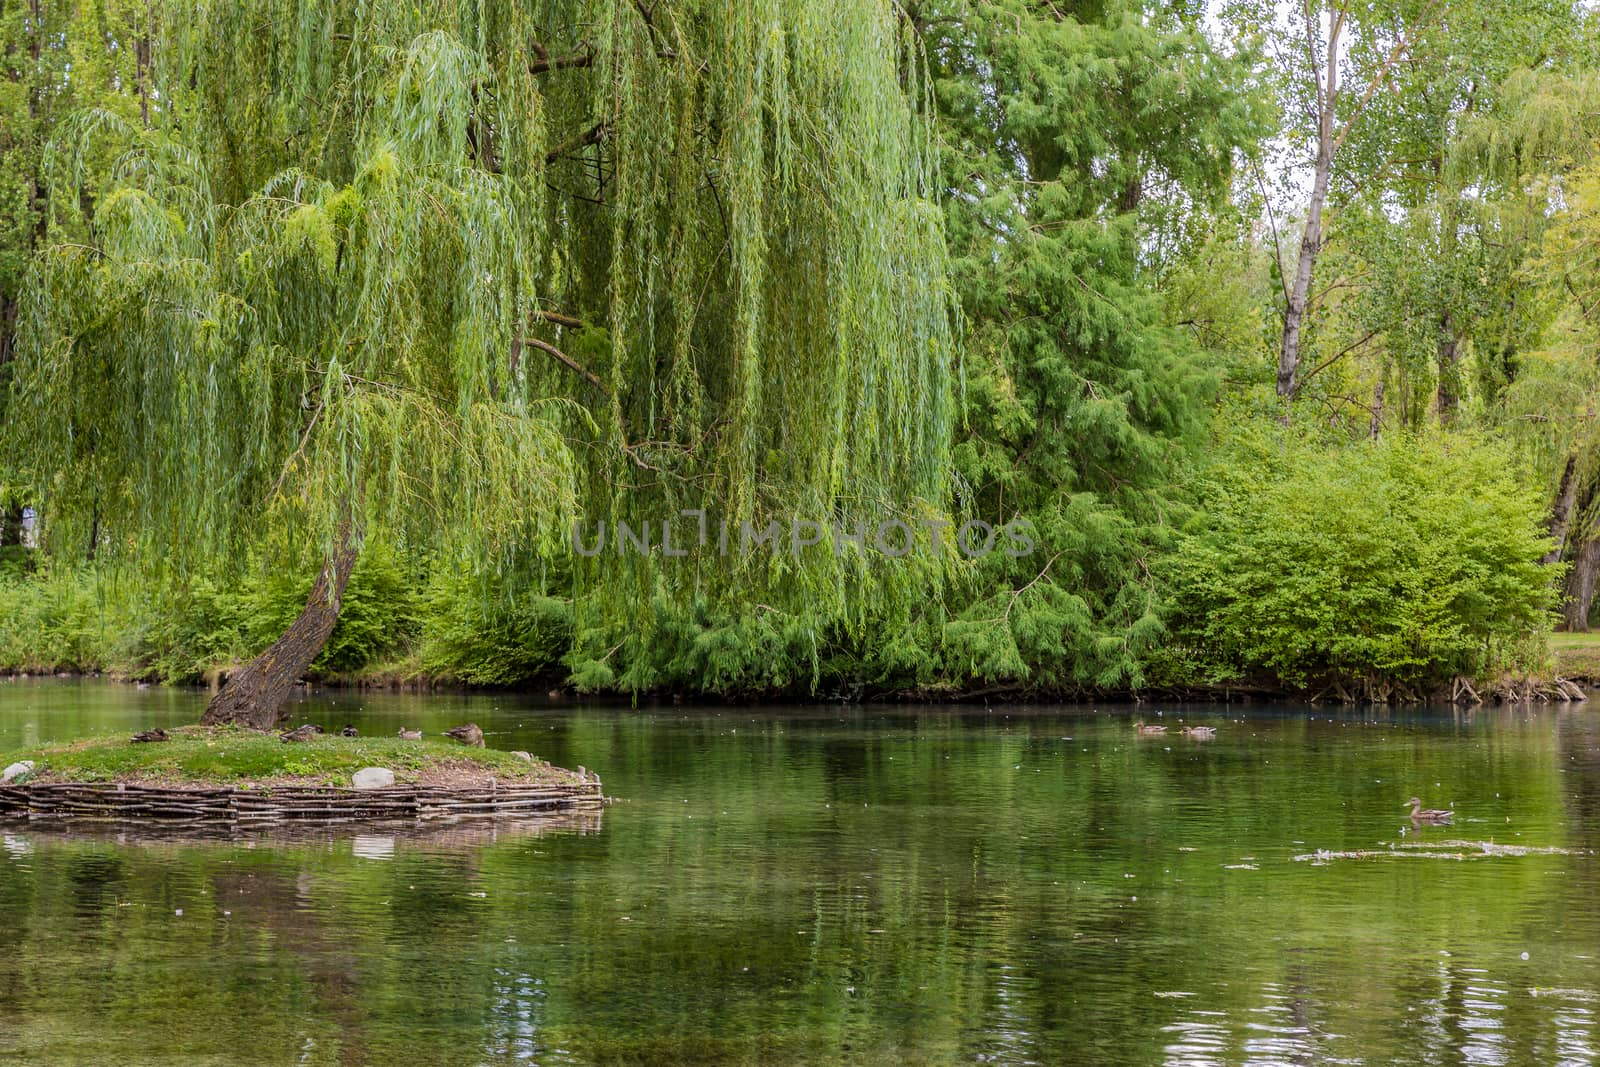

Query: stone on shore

[351,767,396,790]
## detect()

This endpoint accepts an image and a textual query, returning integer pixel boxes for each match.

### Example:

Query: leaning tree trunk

[1545,455,1580,566]
[201,529,359,729]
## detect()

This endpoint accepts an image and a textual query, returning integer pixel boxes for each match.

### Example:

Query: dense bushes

[1160,429,1556,690]
[0,543,423,681]
[0,431,1562,696]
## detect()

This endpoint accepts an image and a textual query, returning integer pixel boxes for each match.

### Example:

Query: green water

[1,681,1598,1064]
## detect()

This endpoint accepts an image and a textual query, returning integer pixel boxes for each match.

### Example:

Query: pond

[0,680,1598,1065]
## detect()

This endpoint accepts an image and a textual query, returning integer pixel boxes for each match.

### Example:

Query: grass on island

[1552,631,1600,680]
[0,725,582,790]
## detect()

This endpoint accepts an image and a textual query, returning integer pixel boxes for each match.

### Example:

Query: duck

[443,723,485,748]
[1181,726,1217,739]
[1406,797,1453,823]
[1133,721,1167,736]
[340,725,359,737]
[398,728,423,741]
[130,728,169,743]
[279,724,323,743]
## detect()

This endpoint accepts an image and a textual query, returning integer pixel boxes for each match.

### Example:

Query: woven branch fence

[0,781,606,824]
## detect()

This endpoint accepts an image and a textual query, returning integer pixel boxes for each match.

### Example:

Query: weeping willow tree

[6,0,956,719]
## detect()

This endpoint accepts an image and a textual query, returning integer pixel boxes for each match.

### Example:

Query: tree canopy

[3,0,1593,702]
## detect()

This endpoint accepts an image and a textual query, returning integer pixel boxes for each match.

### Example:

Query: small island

[0,726,605,825]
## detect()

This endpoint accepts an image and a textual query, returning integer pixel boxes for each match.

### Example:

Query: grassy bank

[0,726,581,789]
[1552,632,1600,681]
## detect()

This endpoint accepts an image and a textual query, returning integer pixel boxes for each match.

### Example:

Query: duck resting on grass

[1407,797,1453,823]
[130,728,169,743]
[280,724,323,743]
[443,723,485,748]
[398,728,423,741]
[1134,721,1167,736]
[340,725,358,737]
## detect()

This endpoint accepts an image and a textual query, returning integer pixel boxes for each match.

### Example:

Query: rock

[2,761,35,785]
[510,751,534,763]
[351,767,396,790]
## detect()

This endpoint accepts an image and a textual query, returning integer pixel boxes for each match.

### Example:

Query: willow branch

[545,123,605,165]
[530,51,595,75]
[531,309,584,330]
[517,336,608,396]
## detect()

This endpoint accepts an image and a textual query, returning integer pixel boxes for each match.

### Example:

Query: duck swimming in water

[1406,797,1453,823]
[1133,721,1167,736]
[1181,726,1217,739]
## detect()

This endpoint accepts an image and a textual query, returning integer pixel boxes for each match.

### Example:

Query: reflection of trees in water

[1558,709,1600,831]
[0,815,602,1065]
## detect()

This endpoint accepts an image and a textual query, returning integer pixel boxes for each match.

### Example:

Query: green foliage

[1162,427,1556,688]
[2,0,1584,699]
[0,565,128,674]
[918,0,1265,690]
[420,568,572,686]
[5,0,960,698]
[244,540,421,673]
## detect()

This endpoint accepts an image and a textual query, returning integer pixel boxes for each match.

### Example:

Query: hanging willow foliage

[8,0,958,690]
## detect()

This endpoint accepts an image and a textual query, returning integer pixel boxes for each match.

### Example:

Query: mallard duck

[443,723,485,748]
[398,728,423,740]
[279,724,322,743]
[1181,726,1217,739]
[340,725,359,737]
[130,728,169,743]
[1133,721,1167,736]
[1406,797,1453,823]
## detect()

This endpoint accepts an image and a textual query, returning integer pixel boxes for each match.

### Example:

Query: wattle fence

[0,781,606,824]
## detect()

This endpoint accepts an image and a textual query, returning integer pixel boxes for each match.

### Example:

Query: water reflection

[0,682,1597,1063]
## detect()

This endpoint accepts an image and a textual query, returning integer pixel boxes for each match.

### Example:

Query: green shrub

[419,568,570,686]
[242,539,422,673]
[0,565,142,674]
[1160,428,1556,689]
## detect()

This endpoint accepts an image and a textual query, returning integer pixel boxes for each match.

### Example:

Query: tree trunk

[201,528,359,729]
[1545,455,1580,565]
[0,503,22,549]
[1278,30,1338,400]
[1368,376,1385,439]
[1564,533,1600,632]
[1435,312,1461,423]
[0,292,15,370]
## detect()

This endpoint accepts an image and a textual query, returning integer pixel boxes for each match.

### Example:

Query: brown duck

[1407,797,1453,823]
[280,724,323,743]
[1133,721,1167,736]
[443,723,485,748]
[398,728,423,740]
[340,725,359,737]
[1181,726,1217,739]
[130,728,169,743]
